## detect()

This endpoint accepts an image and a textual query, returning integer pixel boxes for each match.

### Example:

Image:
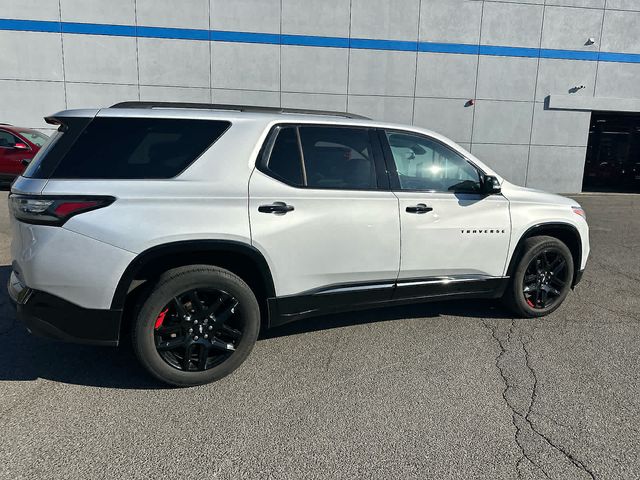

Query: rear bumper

[8,271,121,346]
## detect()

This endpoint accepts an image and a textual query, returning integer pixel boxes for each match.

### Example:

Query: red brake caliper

[526,299,535,308]
[155,308,169,330]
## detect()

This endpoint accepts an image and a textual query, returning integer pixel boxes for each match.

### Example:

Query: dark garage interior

[583,112,640,193]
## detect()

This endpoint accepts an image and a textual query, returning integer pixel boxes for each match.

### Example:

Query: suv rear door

[249,124,400,321]
[380,129,511,299]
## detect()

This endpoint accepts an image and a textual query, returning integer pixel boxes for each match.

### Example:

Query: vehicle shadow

[0,263,511,389]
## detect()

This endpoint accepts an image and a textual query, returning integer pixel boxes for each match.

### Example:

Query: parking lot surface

[0,194,638,480]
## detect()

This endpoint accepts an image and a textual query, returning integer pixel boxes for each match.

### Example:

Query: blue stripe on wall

[2,18,640,64]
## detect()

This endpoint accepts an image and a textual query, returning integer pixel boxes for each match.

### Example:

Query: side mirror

[482,175,501,194]
[14,142,29,151]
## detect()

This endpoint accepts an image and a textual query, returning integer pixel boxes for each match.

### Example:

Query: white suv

[8,102,589,386]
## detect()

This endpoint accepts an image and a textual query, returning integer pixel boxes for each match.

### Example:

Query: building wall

[1,0,640,192]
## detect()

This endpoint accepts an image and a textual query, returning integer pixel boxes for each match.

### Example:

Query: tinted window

[266,127,303,186]
[299,126,377,189]
[0,130,19,148]
[51,117,230,179]
[386,132,481,192]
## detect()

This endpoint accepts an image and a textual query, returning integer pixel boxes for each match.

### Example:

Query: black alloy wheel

[503,235,574,318]
[133,265,260,386]
[522,249,570,310]
[154,288,243,372]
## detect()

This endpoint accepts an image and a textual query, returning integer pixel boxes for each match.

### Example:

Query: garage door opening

[583,112,640,193]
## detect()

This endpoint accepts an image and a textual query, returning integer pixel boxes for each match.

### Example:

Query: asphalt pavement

[0,193,638,480]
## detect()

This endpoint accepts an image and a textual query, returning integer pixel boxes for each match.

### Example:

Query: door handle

[258,201,294,214]
[406,203,433,214]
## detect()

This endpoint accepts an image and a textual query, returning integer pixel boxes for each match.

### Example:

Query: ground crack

[483,319,598,480]
[482,319,550,479]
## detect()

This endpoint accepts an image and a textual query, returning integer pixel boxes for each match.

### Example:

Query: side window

[0,130,18,148]
[385,131,481,193]
[266,127,304,186]
[299,126,377,190]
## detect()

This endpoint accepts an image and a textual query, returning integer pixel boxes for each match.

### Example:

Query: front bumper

[8,271,122,346]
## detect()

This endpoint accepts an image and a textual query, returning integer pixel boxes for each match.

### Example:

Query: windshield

[17,129,49,147]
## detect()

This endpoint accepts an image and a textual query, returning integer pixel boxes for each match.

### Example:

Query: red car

[0,124,49,183]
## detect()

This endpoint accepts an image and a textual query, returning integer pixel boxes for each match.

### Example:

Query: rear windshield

[27,117,230,179]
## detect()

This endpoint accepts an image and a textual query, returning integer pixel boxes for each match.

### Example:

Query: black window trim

[257,123,391,192]
[378,127,489,195]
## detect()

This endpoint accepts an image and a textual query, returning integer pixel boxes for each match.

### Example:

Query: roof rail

[110,102,370,120]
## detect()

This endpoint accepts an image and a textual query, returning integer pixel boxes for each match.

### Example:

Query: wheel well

[114,242,275,339]
[507,224,582,286]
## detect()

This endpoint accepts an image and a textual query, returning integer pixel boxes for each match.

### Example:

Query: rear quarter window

[50,117,230,179]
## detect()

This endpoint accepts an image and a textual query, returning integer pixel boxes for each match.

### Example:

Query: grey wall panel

[62,34,138,84]
[471,143,530,185]
[535,58,597,101]
[138,38,210,88]
[210,0,280,34]
[0,80,65,129]
[413,98,474,143]
[282,0,350,37]
[0,0,61,21]
[213,89,280,107]
[526,146,587,193]
[483,0,542,4]
[541,6,604,52]
[476,56,538,101]
[594,62,640,99]
[139,86,211,103]
[0,32,64,81]
[471,100,534,145]
[347,96,414,124]
[282,93,347,111]
[66,82,139,109]
[212,42,280,91]
[350,0,419,41]
[530,102,591,147]
[281,46,348,95]
[481,2,544,48]
[348,50,417,97]
[545,0,604,7]
[606,0,640,10]
[136,0,209,29]
[601,10,640,54]
[60,0,135,25]
[419,0,483,44]
[415,53,477,99]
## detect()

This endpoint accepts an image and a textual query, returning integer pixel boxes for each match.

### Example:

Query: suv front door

[0,130,30,179]
[381,129,511,299]
[249,125,400,322]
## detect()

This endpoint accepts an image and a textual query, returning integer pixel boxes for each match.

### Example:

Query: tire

[132,265,260,387]
[503,236,574,318]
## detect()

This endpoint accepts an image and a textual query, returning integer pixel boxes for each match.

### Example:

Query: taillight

[9,195,115,226]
